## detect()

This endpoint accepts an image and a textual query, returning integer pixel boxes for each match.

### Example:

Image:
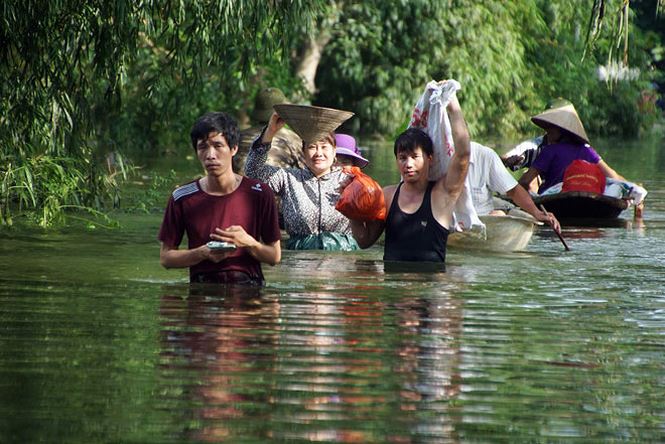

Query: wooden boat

[532,191,629,225]
[448,213,540,252]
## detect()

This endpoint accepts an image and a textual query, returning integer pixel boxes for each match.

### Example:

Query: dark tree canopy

[0,0,662,226]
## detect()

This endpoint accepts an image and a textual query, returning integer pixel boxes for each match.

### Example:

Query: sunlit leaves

[316,0,545,137]
[0,0,325,226]
[315,0,658,139]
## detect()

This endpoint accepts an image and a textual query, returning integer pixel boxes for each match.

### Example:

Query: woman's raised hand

[262,112,286,143]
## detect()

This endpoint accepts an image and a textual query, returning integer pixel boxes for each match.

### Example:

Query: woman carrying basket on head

[245,104,368,251]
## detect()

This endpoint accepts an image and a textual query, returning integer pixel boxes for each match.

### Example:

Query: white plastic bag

[408,80,484,234]
[409,80,460,180]
[604,178,647,205]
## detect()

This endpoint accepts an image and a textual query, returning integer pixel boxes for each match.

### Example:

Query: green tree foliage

[1,1,662,227]
[313,1,554,137]
[0,0,322,226]
[314,0,661,138]
[438,1,545,137]
[529,0,662,136]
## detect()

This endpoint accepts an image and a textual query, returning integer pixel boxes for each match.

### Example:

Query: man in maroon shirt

[158,112,281,285]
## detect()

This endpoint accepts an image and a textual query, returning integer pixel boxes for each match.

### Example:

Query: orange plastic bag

[562,160,606,194]
[335,166,386,221]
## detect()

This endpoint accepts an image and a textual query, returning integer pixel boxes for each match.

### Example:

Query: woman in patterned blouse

[244,112,359,251]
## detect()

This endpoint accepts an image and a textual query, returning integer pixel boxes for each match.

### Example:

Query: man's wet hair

[190,112,240,150]
[394,128,434,157]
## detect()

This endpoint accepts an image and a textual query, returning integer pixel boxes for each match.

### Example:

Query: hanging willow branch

[582,0,606,61]
[584,0,665,64]
[0,0,325,226]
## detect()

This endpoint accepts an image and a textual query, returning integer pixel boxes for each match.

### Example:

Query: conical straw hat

[531,103,589,143]
[273,104,354,144]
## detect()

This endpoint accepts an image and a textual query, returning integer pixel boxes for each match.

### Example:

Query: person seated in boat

[517,101,626,195]
[236,87,304,171]
[334,134,369,169]
[501,135,543,174]
[158,112,282,286]
[468,141,560,233]
[244,105,361,251]
[501,98,572,193]
[349,95,470,266]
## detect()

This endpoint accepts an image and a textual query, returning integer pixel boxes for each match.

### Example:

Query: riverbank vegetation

[1,0,664,226]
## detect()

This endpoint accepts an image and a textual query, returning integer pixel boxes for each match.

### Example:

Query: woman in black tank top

[384,181,449,263]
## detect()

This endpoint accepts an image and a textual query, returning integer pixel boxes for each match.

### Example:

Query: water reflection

[159,284,277,441]
[272,286,464,443]
[158,277,464,442]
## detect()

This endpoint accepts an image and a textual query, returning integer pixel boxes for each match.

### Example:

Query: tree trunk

[295,31,332,96]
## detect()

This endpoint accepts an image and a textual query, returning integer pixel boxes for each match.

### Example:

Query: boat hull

[448,214,538,252]
[533,191,628,225]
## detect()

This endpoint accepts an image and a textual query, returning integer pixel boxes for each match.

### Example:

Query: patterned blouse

[244,137,353,242]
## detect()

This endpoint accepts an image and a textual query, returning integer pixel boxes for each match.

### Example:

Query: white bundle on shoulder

[408,80,484,234]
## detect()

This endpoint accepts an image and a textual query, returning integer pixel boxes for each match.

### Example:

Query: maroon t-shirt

[158,177,281,281]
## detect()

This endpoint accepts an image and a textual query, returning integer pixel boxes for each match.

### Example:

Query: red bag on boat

[562,160,606,194]
[335,166,386,221]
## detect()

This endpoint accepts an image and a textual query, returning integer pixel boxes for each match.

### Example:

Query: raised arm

[244,113,288,192]
[442,95,470,198]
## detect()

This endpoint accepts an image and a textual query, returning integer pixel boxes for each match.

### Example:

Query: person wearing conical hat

[518,101,626,194]
[244,105,362,251]
[236,87,304,172]
[502,98,571,173]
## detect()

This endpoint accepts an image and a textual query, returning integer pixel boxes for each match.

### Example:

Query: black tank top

[383,181,450,263]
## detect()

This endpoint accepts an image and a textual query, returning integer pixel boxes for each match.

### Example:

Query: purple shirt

[532,142,601,193]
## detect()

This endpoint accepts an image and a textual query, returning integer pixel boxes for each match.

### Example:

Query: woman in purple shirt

[518,102,625,194]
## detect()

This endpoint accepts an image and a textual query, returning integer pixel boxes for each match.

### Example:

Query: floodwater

[1,134,665,442]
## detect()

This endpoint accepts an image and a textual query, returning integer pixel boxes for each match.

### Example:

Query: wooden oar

[539,204,570,251]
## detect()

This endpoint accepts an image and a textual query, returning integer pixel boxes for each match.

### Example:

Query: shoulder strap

[420,181,436,214]
[387,181,404,216]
